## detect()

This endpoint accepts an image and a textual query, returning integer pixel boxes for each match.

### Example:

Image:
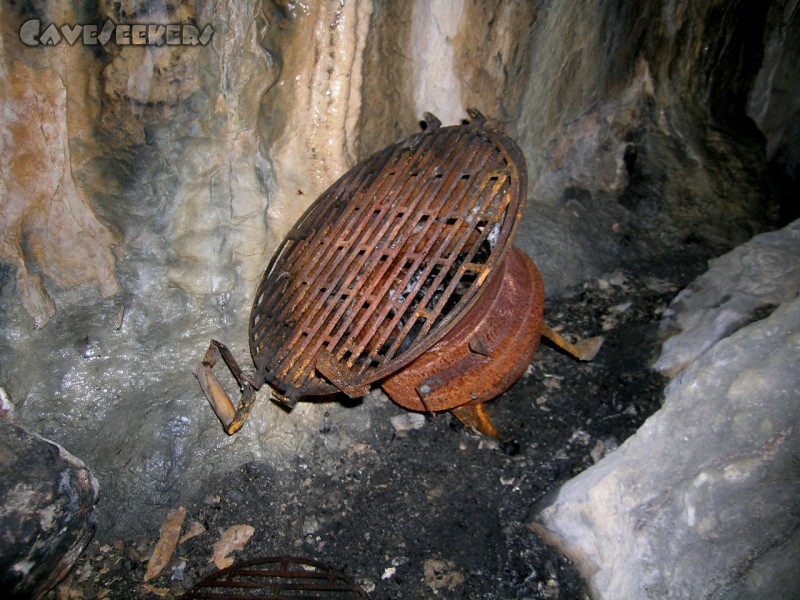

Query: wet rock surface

[0,419,99,599]
[47,255,703,599]
[532,223,800,599]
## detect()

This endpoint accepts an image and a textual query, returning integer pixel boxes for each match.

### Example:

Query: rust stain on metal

[381,247,545,419]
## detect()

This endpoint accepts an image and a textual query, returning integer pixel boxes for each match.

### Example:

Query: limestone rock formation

[0,419,99,599]
[0,60,119,329]
[263,0,374,253]
[530,222,800,599]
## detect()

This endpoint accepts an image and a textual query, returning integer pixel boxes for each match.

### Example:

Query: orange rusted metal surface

[381,247,544,428]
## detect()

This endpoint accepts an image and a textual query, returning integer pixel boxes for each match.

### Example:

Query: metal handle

[193,340,258,435]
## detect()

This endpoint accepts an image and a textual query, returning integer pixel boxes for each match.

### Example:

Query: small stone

[596,271,627,290]
[643,277,677,293]
[346,442,371,458]
[390,412,426,432]
[606,270,627,287]
[424,559,465,593]
[426,485,445,499]
[610,301,633,314]
[478,438,500,451]
[171,560,186,582]
[569,430,591,446]
[589,440,606,464]
[302,516,319,536]
[544,578,560,598]
[544,378,562,391]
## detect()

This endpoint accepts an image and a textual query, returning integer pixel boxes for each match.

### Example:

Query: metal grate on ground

[180,556,370,599]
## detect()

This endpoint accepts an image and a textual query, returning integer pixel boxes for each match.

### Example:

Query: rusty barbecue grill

[195,109,602,436]
[179,556,370,599]
[252,110,524,401]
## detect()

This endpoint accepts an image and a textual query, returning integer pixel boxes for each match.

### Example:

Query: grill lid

[250,109,527,405]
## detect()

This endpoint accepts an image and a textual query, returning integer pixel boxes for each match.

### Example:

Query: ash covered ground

[51,254,706,600]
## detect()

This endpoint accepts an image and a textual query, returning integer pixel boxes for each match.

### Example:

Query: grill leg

[451,402,499,438]
[540,324,604,361]
[193,340,258,435]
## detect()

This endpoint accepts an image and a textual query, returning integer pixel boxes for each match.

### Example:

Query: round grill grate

[180,556,370,599]
[250,110,527,404]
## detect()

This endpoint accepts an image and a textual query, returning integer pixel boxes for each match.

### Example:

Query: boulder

[530,222,800,599]
[0,419,99,599]
[655,218,800,377]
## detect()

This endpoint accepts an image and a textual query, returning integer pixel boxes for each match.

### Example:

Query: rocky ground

[49,253,707,600]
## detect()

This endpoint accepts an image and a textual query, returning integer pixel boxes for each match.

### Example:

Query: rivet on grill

[422,111,442,130]
[466,107,487,128]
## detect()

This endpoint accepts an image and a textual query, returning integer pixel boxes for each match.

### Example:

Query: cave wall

[0,0,785,539]
[748,0,800,224]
